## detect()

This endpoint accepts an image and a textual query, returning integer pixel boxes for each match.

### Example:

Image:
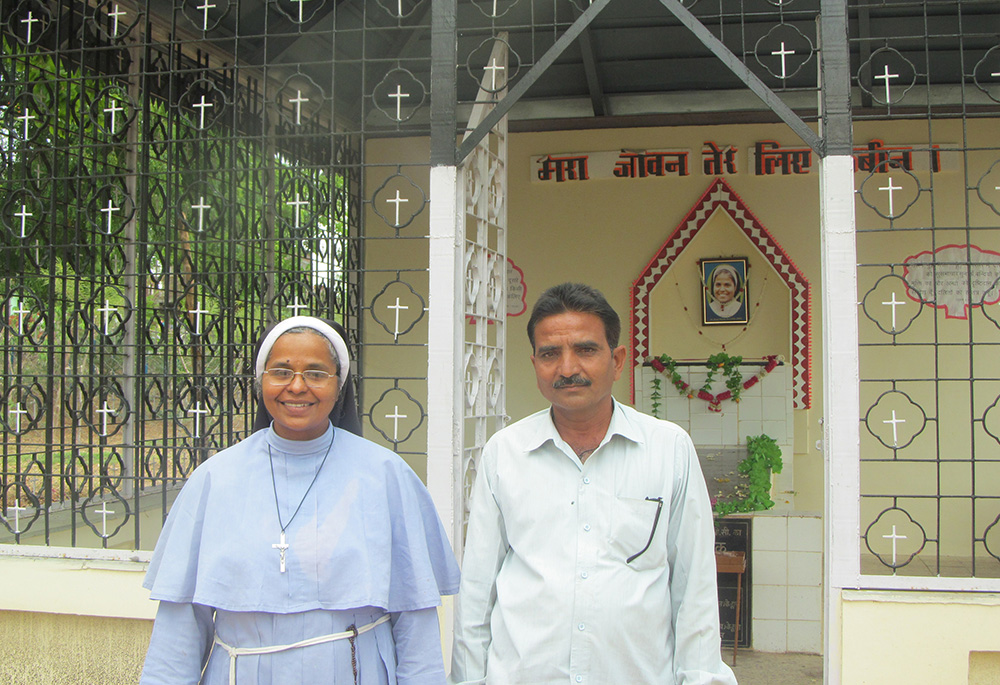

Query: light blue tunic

[141,424,460,684]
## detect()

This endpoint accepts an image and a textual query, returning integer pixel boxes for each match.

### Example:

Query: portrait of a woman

[702,259,749,324]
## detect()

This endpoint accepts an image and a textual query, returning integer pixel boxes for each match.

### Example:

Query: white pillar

[427,164,463,665]
[821,154,860,685]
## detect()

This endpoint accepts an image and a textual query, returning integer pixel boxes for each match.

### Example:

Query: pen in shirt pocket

[627,496,664,564]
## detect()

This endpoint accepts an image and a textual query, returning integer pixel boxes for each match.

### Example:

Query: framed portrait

[702,258,749,325]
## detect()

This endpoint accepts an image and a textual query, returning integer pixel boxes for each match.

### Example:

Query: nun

[140,316,460,684]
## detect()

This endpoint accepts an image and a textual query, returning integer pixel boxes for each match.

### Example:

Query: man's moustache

[553,376,591,389]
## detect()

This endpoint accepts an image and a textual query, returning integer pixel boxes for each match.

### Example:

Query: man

[450,283,736,685]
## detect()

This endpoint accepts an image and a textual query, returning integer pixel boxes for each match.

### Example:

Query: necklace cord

[268,428,336,533]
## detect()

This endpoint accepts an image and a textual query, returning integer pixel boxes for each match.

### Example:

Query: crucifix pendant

[272,530,290,573]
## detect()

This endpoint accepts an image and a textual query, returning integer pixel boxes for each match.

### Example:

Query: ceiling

[144,0,1000,135]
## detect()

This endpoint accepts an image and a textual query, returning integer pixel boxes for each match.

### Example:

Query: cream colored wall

[839,590,1000,683]
[360,136,434,480]
[506,124,826,512]
[0,552,154,684]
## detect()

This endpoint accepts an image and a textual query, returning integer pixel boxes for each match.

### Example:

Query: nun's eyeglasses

[263,369,336,387]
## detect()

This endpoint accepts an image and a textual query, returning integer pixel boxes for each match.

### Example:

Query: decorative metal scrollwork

[858,164,921,220]
[857,46,917,107]
[863,389,927,451]
[8,0,52,46]
[81,488,130,540]
[373,68,426,123]
[369,386,424,446]
[88,85,136,140]
[976,159,1000,216]
[972,45,1000,104]
[371,279,425,341]
[864,507,927,570]
[181,0,231,33]
[177,78,230,131]
[466,37,520,94]
[754,23,814,82]
[87,182,136,236]
[371,171,426,232]
[1,481,40,535]
[861,274,921,336]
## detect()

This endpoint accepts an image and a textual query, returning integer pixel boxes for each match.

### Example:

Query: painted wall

[839,590,1000,683]
[0,552,154,684]
[506,123,826,512]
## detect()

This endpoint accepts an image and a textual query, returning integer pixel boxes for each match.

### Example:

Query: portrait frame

[701,258,749,326]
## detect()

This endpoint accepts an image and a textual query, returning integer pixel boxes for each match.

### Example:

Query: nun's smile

[261,332,340,440]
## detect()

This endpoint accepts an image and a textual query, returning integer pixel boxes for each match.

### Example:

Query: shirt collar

[524,399,645,454]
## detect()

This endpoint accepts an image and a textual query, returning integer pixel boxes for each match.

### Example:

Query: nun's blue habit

[140,319,460,684]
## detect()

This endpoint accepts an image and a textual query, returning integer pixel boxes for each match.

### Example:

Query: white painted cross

[197,0,215,31]
[10,301,30,335]
[882,409,905,447]
[109,4,126,36]
[5,500,26,534]
[97,299,116,335]
[191,196,211,232]
[21,11,40,43]
[388,85,409,121]
[286,192,309,229]
[874,64,899,104]
[272,530,290,572]
[388,296,408,341]
[386,405,407,441]
[95,501,115,537]
[485,58,505,90]
[188,400,209,438]
[193,94,213,129]
[104,99,124,133]
[879,176,901,216]
[100,198,120,234]
[286,298,309,316]
[465,367,475,401]
[289,89,309,125]
[882,524,907,567]
[387,190,408,226]
[771,42,794,79]
[15,204,32,238]
[188,303,210,335]
[9,403,28,433]
[17,111,35,140]
[96,401,116,436]
[881,292,904,331]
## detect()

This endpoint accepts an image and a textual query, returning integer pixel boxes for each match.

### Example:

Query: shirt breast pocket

[610,495,666,571]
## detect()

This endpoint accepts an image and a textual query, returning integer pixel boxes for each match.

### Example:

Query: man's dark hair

[527,282,621,351]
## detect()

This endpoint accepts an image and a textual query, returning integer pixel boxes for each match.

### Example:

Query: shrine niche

[630,177,812,410]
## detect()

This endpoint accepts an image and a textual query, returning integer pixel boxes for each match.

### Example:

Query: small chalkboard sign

[715,516,751,649]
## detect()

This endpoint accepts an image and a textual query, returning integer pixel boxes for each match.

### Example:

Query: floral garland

[650,353,782,411]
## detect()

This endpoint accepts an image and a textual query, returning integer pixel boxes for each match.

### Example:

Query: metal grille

[852,0,1000,580]
[0,0,363,549]
[459,37,509,552]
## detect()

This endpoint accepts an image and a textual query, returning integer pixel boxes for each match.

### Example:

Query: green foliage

[703,352,743,400]
[650,376,662,418]
[712,434,783,517]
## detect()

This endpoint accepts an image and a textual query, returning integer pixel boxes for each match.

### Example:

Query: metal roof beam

[455,0,615,165]
[655,0,825,156]
[577,19,607,117]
